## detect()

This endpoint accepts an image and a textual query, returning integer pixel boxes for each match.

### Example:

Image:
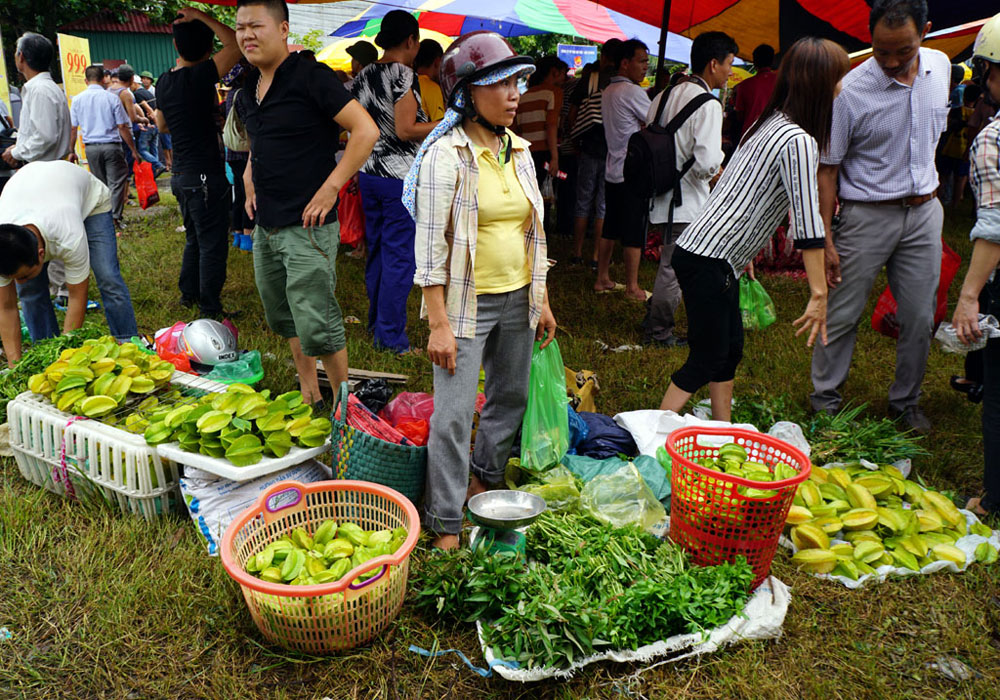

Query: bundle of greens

[411,511,754,669]
[0,322,107,423]
[806,402,928,465]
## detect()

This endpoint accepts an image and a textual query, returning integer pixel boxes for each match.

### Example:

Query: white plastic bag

[613,409,757,458]
[179,459,331,555]
[767,422,811,458]
[934,314,1000,354]
[478,575,790,681]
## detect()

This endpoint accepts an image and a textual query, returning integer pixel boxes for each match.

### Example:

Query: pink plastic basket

[221,480,420,653]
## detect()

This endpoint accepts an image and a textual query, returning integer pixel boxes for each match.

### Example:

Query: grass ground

[0,193,997,699]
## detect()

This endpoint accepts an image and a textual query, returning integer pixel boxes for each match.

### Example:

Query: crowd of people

[0,0,997,538]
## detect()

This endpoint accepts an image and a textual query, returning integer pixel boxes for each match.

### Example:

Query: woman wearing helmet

[952,13,1000,517]
[351,11,439,354]
[403,31,557,549]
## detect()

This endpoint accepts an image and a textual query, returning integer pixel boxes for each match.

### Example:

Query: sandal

[594,282,625,294]
[950,376,984,404]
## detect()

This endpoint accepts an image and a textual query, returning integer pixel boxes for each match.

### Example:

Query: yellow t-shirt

[474,144,532,295]
[418,75,445,122]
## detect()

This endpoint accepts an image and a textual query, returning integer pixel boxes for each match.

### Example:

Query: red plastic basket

[221,480,420,653]
[666,427,811,589]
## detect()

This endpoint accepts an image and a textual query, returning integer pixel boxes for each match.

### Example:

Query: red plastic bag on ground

[337,179,365,247]
[871,242,962,339]
[134,161,160,209]
[154,321,191,372]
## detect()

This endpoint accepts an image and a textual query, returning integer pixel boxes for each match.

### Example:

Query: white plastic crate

[7,372,228,519]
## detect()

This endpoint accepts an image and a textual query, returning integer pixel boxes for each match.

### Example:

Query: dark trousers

[982,276,1000,511]
[171,171,231,316]
[228,157,253,231]
[359,172,415,352]
[556,152,578,237]
[670,246,744,393]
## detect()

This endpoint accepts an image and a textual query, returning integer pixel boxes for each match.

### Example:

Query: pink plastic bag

[380,392,435,426]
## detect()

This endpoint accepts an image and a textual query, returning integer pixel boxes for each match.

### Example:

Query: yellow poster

[0,27,11,122]
[57,33,91,161]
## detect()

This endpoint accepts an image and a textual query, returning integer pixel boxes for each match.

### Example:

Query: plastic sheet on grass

[476,575,790,682]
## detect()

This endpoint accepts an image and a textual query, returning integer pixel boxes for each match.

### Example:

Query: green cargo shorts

[252,221,346,357]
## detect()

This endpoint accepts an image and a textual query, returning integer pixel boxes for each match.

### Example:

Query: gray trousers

[811,199,943,413]
[643,222,687,341]
[86,142,129,223]
[423,286,535,535]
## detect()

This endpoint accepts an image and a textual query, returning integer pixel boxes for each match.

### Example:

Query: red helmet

[439,31,534,109]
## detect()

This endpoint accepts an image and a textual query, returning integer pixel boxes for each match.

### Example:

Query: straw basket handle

[333,381,351,423]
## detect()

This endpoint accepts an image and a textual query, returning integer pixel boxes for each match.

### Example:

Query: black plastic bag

[354,378,392,414]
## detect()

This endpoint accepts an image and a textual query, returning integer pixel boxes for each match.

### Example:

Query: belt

[844,191,937,208]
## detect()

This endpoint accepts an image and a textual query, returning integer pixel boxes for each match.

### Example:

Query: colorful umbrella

[592,0,998,59]
[330,0,693,63]
[316,29,453,72]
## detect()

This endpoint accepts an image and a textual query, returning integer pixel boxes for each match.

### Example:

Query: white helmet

[179,319,238,366]
[973,13,1000,103]
[973,14,1000,65]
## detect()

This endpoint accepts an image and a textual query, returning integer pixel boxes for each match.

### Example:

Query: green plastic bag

[579,463,666,530]
[520,339,569,472]
[739,277,777,331]
[514,465,581,512]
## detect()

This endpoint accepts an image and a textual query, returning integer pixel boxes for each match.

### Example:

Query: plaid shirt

[413,125,548,339]
[970,115,1000,246]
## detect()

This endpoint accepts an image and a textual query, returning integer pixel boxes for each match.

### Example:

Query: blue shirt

[69,84,129,145]
[822,48,950,201]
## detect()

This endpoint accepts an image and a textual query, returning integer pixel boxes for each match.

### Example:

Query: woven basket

[331,382,426,507]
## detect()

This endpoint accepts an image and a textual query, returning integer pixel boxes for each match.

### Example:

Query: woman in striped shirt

[514,55,568,186]
[659,37,850,421]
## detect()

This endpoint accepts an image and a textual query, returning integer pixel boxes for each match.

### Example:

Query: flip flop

[595,283,625,294]
[626,290,653,302]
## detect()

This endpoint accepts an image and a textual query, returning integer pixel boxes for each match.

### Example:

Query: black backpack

[623,86,717,203]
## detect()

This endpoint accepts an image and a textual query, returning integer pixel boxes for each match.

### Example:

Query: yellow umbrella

[316,30,453,73]
[727,66,753,89]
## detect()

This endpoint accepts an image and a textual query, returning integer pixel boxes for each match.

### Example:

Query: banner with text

[57,33,91,160]
[0,27,11,122]
[557,44,598,74]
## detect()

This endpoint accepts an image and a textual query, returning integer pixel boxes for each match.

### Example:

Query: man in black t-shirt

[236,0,378,404]
[154,7,241,319]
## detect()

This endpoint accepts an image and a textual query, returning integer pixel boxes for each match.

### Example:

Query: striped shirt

[822,48,950,201]
[351,62,428,180]
[515,87,557,151]
[678,112,826,273]
[412,126,548,339]
[970,115,1000,246]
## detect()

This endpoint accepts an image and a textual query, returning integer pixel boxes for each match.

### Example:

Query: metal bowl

[467,490,546,530]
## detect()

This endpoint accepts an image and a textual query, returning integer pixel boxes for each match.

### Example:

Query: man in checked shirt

[811,0,949,433]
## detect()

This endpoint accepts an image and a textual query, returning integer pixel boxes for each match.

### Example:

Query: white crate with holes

[7,372,228,519]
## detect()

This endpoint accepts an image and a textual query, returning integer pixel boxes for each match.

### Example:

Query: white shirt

[0,161,111,287]
[10,72,72,163]
[822,48,950,201]
[678,113,826,273]
[602,76,650,183]
[647,78,723,224]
